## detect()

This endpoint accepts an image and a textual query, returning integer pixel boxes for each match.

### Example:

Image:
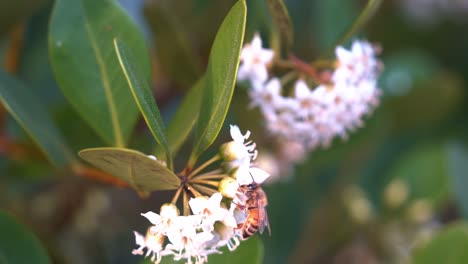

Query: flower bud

[407,199,433,224]
[219,177,238,199]
[383,179,409,209]
[160,203,179,218]
[220,141,248,162]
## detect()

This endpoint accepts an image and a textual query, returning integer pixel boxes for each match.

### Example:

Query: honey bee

[236,182,271,240]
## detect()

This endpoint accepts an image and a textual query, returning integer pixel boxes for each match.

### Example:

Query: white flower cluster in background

[133,125,270,264]
[238,34,382,153]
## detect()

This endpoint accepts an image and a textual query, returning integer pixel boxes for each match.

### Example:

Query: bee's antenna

[249,172,255,183]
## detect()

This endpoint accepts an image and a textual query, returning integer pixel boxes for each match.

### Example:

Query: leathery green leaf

[0,211,51,264]
[209,236,264,264]
[113,38,172,169]
[189,0,246,166]
[0,70,73,167]
[79,148,180,192]
[411,222,468,264]
[143,3,201,87]
[49,0,151,147]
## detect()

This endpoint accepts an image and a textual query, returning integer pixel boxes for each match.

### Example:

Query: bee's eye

[248,183,256,189]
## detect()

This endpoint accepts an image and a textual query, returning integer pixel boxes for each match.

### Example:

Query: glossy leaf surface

[49,0,151,147]
[411,222,468,264]
[113,38,172,167]
[0,70,73,167]
[189,0,246,165]
[0,211,51,264]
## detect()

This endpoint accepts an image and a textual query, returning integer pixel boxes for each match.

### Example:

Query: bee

[236,182,271,240]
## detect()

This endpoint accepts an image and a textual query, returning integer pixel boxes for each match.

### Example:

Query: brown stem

[3,23,25,74]
[72,165,130,188]
[171,186,184,204]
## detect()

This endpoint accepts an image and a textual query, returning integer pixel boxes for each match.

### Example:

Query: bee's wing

[257,204,271,235]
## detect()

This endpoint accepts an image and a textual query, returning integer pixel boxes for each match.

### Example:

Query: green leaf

[143,3,201,87]
[385,143,450,207]
[113,38,172,169]
[447,142,468,219]
[0,211,51,264]
[49,0,151,147]
[410,222,468,264]
[79,147,180,192]
[209,236,264,264]
[265,0,294,53]
[334,0,382,48]
[155,77,205,158]
[189,0,246,166]
[0,70,73,167]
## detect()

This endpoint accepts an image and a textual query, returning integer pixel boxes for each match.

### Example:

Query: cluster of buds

[238,33,382,153]
[132,125,270,264]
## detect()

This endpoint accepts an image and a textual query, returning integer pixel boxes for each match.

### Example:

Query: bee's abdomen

[241,216,259,239]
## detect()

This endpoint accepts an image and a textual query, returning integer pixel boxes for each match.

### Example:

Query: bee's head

[247,183,257,190]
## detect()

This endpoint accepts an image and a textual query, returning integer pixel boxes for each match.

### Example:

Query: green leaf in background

[143,2,201,88]
[209,236,264,264]
[0,211,51,264]
[189,0,246,166]
[410,222,468,264]
[156,77,205,159]
[0,70,73,167]
[49,0,151,147]
[385,142,450,207]
[142,236,263,264]
[79,147,180,192]
[333,0,383,49]
[265,0,294,53]
[447,142,468,219]
[313,0,357,53]
[113,38,172,169]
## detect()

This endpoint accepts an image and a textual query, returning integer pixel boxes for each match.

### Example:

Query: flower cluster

[132,125,270,264]
[238,33,382,153]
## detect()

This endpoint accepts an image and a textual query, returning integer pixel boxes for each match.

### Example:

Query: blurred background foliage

[0,0,468,263]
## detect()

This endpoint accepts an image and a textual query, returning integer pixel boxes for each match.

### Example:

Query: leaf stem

[192,173,227,180]
[190,180,220,187]
[187,154,221,179]
[193,184,218,196]
[186,183,202,198]
[280,70,298,86]
[318,0,383,60]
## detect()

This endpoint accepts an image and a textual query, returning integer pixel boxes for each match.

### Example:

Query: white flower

[132,229,166,264]
[333,40,379,85]
[165,221,217,264]
[238,33,274,83]
[249,78,287,113]
[221,125,258,171]
[189,193,236,230]
[144,203,179,236]
[234,166,270,185]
